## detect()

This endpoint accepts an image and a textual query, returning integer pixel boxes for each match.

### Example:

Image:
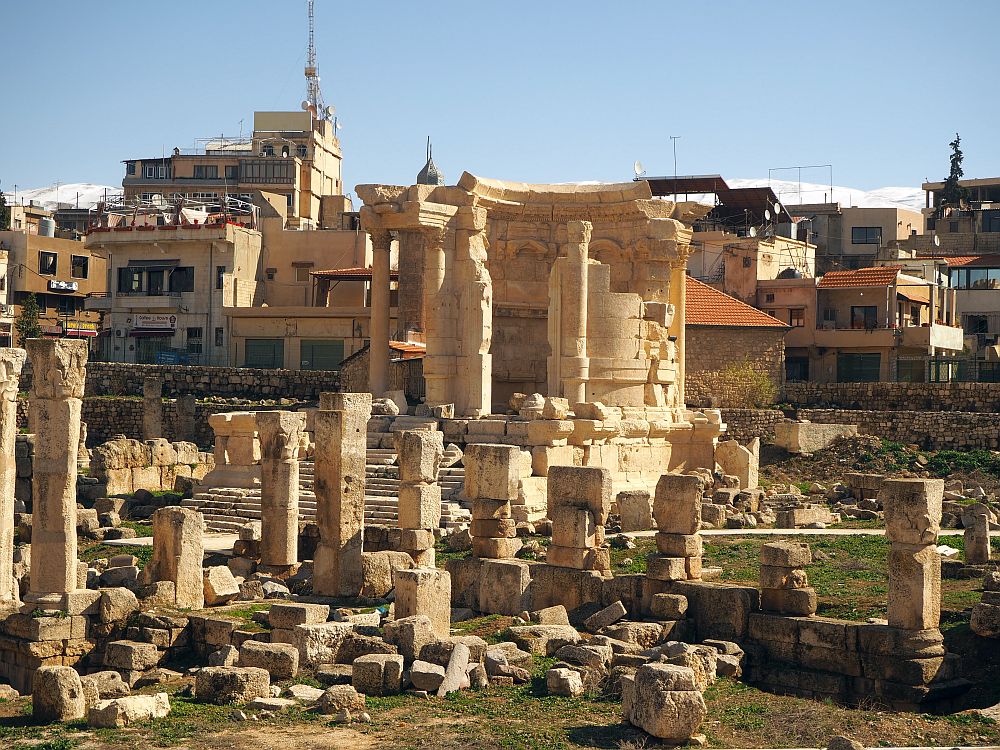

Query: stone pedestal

[758,541,816,616]
[393,567,451,639]
[25,339,87,609]
[149,507,205,609]
[545,466,612,573]
[313,392,372,597]
[964,510,991,566]
[397,430,443,567]
[175,394,197,443]
[256,411,304,570]
[0,349,26,603]
[142,377,163,440]
[465,444,522,560]
[202,412,261,489]
[648,473,706,582]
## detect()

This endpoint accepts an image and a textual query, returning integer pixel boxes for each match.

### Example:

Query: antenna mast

[304,0,328,118]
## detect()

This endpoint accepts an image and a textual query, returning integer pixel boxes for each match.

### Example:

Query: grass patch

[121,521,154,537]
[79,542,153,568]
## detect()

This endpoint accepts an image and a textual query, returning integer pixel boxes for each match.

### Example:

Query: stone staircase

[185,445,470,533]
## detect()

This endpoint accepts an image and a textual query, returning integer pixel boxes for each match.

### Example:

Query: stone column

[313,392,372,597]
[142,377,163,440]
[421,226,455,410]
[668,254,688,407]
[964,505,991,566]
[559,221,591,404]
[256,411,303,571]
[465,444,522,560]
[0,349,26,603]
[882,478,943,630]
[649,473,706,582]
[26,339,87,608]
[546,465,612,572]
[397,430,444,567]
[149,506,205,609]
[759,541,816,615]
[453,210,492,417]
[369,230,392,397]
[175,394,196,443]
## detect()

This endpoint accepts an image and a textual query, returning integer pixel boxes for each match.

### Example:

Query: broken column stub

[963,506,991,566]
[26,339,87,608]
[313,392,372,598]
[393,567,451,639]
[148,507,205,609]
[881,479,943,631]
[142,377,163,440]
[758,541,816,616]
[465,444,522,559]
[648,473,706,582]
[0,348,26,604]
[545,466,611,573]
[397,430,444,567]
[256,411,304,570]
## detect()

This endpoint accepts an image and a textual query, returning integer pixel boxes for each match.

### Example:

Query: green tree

[940,132,967,207]
[14,294,42,346]
[0,190,9,231]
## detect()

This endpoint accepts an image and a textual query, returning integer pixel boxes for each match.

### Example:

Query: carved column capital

[369,230,393,253]
[420,226,448,249]
[669,244,694,270]
[256,411,304,462]
[0,348,27,400]
[26,339,87,400]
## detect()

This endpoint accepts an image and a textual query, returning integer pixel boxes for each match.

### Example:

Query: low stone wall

[720,409,785,444]
[784,382,1000,413]
[686,327,785,409]
[20,361,340,400]
[797,408,1000,451]
[90,437,214,495]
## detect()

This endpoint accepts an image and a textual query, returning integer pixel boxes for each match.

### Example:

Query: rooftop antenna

[633,160,645,179]
[304,0,327,119]
[669,136,681,202]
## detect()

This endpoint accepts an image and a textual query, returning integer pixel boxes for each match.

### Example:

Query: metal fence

[896,356,1000,383]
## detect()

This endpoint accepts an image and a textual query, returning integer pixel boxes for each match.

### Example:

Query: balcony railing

[117,290,183,298]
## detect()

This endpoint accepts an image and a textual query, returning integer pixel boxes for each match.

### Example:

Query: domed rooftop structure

[416,137,444,186]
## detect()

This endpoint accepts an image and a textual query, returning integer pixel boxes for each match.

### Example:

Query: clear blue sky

[3,0,998,195]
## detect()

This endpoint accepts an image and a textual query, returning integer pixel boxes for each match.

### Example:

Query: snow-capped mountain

[725,178,923,212]
[2,183,119,210]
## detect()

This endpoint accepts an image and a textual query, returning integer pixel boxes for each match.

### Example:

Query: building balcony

[115,291,182,310]
[83,293,111,312]
[901,323,965,351]
[813,327,897,349]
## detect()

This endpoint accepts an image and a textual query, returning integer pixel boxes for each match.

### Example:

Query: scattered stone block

[88,693,170,728]
[352,654,404,696]
[585,600,627,633]
[195,667,270,705]
[546,667,584,696]
[203,566,240,606]
[33,666,86,722]
[409,660,446,692]
[621,663,707,742]
[238,641,299,679]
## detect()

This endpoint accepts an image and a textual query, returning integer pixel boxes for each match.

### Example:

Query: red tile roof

[390,340,426,359]
[817,266,901,288]
[944,255,1000,267]
[685,276,788,328]
[311,267,400,280]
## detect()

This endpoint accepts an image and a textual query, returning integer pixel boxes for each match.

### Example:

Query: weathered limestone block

[617,490,653,532]
[621,663,707,742]
[759,541,812,568]
[203,566,240,606]
[397,483,442,529]
[881,478,944,546]
[888,543,941,631]
[550,506,598,549]
[352,653,404,696]
[715,438,760,491]
[314,393,372,597]
[238,640,299,679]
[653,474,705,535]
[478,559,531,616]
[142,377,164,440]
[398,430,444,484]
[464,443,521,502]
[256,411,303,569]
[105,640,161,672]
[547,466,612,525]
[33,666,86,722]
[383,615,435,662]
[360,551,414,598]
[195,666,270,705]
[547,545,610,572]
[89,692,170,729]
[964,511,991,566]
[774,422,858,454]
[546,667,584,696]
[267,602,330,629]
[148,507,204,609]
[0,348,26,603]
[393,568,451,639]
[655,533,702,558]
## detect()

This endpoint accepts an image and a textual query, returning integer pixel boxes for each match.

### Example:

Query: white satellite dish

[749,226,758,238]
[934,235,941,247]
[634,160,645,177]
[324,105,335,118]
[774,201,782,215]
[764,209,772,222]
[301,100,311,111]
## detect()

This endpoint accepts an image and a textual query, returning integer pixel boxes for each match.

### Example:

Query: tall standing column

[553,220,591,403]
[256,411,303,571]
[668,254,688,408]
[26,339,87,608]
[0,349,26,604]
[313,392,372,597]
[421,226,455,409]
[369,230,392,397]
[142,377,163,440]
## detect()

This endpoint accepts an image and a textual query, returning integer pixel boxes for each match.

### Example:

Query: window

[789,308,805,327]
[742,256,752,268]
[71,255,89,279]
[851,226,882,245]
[266,268,276,281]
[215,327,224,347]
[286,194,294,209]
[239,160,294,183]
[189,192,218,202]
[295,267,311,282]
[193,164,219,179]
[126,162,136,176]
[785,356,809,382]
[967,315,989,335]
[822,308,837,324]
[297,145,308,159]
[216,265,226,290]
[765,309,776,318]
[850,305,879,329]
[909,304,920,326]
[55,296,76,315]
[140,192,156,202]
[837,352,881,383]
[949,221,959,233]
[764,293,775,303]
[0,276,5,291]
[225,165,238,181]
[38,251,58,275]
[299,339,345,371]
[144,164,156,178]
[118,267,143,293]
[186,327,203,355]
[244,338,284,369]
[147,269,165,296]
[262,144,275,157]
[169,266,195,293]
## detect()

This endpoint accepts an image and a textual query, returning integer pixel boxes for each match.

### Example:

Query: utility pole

[669,135,681,202]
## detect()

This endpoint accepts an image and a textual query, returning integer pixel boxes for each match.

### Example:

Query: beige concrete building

[0,230,106,343]
[757,266,962,382]
[688,231,815,303]
[122,111,346,230]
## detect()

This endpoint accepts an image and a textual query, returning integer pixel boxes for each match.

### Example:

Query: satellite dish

[749,226,758,238]
[774,202,782,215]
[301,100,311,111]
[335,120,343,130]
[764,209,772,222]
[324,105,335,117]
[934,235,941,247]
[633,160,645,177]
